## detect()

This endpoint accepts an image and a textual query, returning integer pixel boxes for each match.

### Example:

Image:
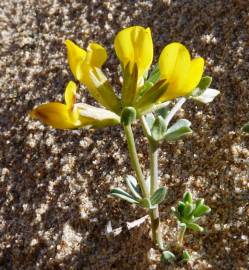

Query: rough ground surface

[0,0,249,269]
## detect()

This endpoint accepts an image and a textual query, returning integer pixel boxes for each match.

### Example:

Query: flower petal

[114,26,153,78]
[182,57,204,92]
[64,81,77,110]
[86,43,107,67]
[159,42,205,101]
[65,39,86,81]
[159,42,190,85]
[30,102,78,129]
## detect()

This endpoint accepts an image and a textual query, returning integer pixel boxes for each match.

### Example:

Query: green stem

[149,141,164,250]
[178,224,186,246]
[141,116,164,250]
[123,124,149,198]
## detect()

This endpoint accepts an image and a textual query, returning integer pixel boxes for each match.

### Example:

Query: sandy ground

[1,0,249,269]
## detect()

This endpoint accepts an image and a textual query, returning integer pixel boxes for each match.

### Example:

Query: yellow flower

[114,26,153,80]
[65,40,121,114]
[159,42,204,101]
[30,81,120,129]
[65,40,107,82]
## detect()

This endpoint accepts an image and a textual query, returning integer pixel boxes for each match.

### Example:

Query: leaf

[139,198,155,209]
[140,64,160,94]
[183,202,194,218]
[161,251,176,263]
[164,119,192,141]
[192,88,220,104]
[156,106,170,119]
[187,222,204,232]
[150,187,167,205]
[177,201,185,216]
[151,116,167,141]
[110,188,139,204]
[125,175,142,199]
[183,191,193,204]
[242,122,249,133]
[144,113,155,130]
[198,76,212,90]
[193,203,211,217]
[147,63,160,85]
[179,222,187,230]
[182,250,191,263]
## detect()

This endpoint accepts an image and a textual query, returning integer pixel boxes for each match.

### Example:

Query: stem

[149,142,164,250]
[141,117,164,250]
[165,97,186,128]
[177,224,186,246]
[141,115,151,137]
[123,124,149,198]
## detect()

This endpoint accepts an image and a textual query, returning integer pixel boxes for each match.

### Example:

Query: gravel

[0,0,249,269]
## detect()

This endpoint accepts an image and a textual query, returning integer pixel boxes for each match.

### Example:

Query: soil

[0,0,249,269]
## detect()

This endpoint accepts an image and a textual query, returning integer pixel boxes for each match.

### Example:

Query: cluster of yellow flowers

[30,26,204,129]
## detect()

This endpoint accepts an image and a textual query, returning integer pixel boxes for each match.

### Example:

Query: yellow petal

[182,57,204,93]
[30,102,78,129]
[114,26,153,78]
[159,42,190,84]
[85,43,107,67]
[159,42,204,101]
[65,39,86,81]
[64,81,77,110]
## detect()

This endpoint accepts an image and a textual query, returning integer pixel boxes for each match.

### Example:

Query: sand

[0,0,249,269]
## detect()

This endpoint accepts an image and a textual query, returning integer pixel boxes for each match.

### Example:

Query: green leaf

[161,251,176,263]
[140,64,160,94]
[141,81,153,94]
[135,80,168,115]
[139,198,155,209]
[151,116,167,141]
[182,250,191,263]
[242,122,249,133]
[195,198,204,208]
[183,191,193,204]
[187,222,204,232]
[125,175,142,199]
[156,107,170,119]
[177,201,185,216]
[183,202,194,218]
[179,222,187,230]
[147,63,160,85]
[121,107,136,126]
[121,62,138,107]
[164,119,192,141]
[193,203,211,217]
[144,113,155,130]
[150,187,167,205]
[198,76,212,90]
[110,188,139,204]
[192,88,220,104]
